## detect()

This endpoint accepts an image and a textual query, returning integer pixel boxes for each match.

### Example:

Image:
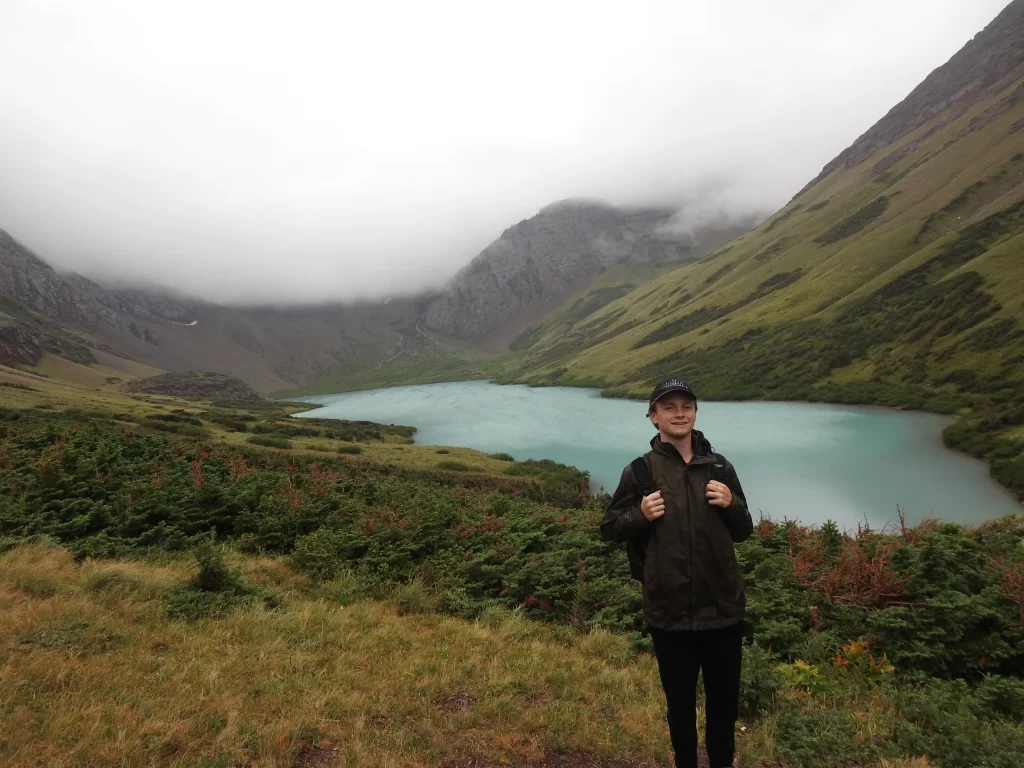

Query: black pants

[649,621,743,768]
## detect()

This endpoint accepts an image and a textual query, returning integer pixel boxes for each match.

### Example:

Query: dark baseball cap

[648,378,698,408]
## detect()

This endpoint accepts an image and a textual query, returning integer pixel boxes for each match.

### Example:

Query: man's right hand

[640,490,665,521]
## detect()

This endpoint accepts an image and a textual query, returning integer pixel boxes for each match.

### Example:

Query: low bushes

[165,541,281,620]
[246,435,292,449]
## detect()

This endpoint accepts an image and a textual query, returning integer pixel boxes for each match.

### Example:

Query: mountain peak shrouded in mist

[422,201,758,340]
[0,0,1009,304]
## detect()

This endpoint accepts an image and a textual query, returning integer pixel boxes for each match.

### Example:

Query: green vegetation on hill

[1,404,1023,765]
[274,324,488,398]
[813,195,890,244]
[493,62,1024,501]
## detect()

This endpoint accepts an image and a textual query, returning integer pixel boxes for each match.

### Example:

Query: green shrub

[771,702,872,766]
[437,586,477,618]
[193,541,234,592]
[17,620,92,650]
[145,413,203,426]
[3,407,1021,706]
[338,444,362,455]
[0,534,57,554]
[200,410,254,432]
[143,418,206,436]
[391,577,437,615]
[971,675,1024,723]
[489,452,515,462]
[509,325,543,351]
[739,643,784,717]
[290,528,347,581]
[891,679,1024,767]
[166,541,282,620]
[437,460,474,471]
[761,206,801,233]
[246,435,292,449]
[814,195,889,244]
[252,422,320,438]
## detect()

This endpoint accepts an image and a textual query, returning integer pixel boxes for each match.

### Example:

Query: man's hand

[706,481,733,508]
[640,490,665,521]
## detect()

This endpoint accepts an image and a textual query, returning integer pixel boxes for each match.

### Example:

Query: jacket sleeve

[719,458,754,543]
[600,463,654,542]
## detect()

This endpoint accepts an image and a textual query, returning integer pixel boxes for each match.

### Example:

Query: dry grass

[0,545,975,768]
[0,542,674,767]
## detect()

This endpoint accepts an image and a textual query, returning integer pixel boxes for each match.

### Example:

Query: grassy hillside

[0,364,585,495]
[272,322,487,398]
[0,542,672,768]
[499,64,1024,499]
[1,381,1023,766]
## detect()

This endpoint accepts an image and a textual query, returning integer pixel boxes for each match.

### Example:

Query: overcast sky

[0,0,1010,304]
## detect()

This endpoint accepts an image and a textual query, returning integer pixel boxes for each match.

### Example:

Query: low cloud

[0,0,1008,304]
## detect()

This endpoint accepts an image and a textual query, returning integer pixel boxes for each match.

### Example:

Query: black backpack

[625,453,728,582]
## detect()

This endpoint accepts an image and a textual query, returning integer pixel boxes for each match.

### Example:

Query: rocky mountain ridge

[123,371,263,401]
[422,199,754,339]
[797,0,1024,196]
[1,195,755,392]
[0,230,428,392]
[0,230,202,344]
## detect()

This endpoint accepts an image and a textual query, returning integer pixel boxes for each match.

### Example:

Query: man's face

[650,392,697,439]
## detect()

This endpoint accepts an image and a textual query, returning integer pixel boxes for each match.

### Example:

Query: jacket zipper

[687,464,696,630]
[655,442,714,632]
[686,456,714,630]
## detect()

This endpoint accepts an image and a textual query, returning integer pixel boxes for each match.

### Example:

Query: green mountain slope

[502,1,1024,498]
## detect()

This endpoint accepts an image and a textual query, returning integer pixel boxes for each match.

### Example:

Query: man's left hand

[706,480,733,508]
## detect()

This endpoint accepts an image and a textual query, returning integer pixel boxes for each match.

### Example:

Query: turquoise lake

[295,380,1021,530]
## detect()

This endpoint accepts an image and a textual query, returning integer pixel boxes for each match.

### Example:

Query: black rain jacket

[601,430,753,631]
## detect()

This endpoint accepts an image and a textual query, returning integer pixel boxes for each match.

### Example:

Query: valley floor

[1,365,1023,768]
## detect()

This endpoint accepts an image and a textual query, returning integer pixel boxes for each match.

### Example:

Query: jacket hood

[650,429,715,459]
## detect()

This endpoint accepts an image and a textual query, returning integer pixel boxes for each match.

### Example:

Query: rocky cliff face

[422,200,750,339]
[123,371,262,401]
[0,230,202,333]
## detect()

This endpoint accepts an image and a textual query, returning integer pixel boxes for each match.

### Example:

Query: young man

[601,378,753,768]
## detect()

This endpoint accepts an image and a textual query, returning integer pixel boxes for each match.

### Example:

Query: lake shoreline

[285,371,1021,505]
[295,380,1023,524]
[288,375,1022,506]
[495,378,1023,505]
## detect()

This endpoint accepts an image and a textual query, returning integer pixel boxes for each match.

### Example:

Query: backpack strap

[625,455,654,584]
[710,453,728,483]
[630,456,656,497]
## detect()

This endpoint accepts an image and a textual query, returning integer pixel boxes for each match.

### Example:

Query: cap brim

[650,387,697,404]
